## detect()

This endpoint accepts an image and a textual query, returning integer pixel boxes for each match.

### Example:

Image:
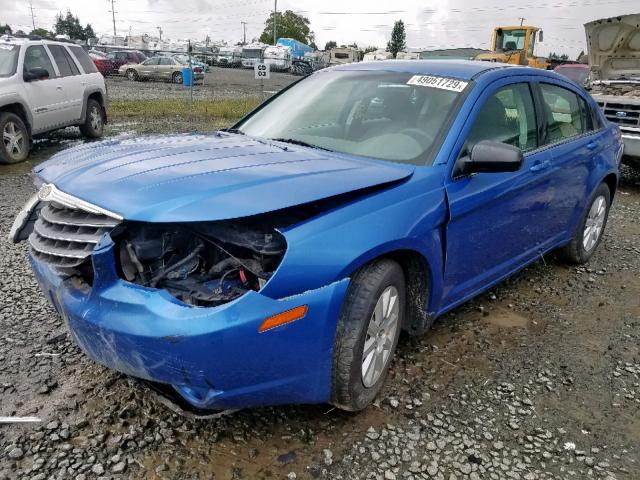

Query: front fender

[261,168,448,310]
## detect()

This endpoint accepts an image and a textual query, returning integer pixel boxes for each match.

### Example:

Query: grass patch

[108,97,262,133]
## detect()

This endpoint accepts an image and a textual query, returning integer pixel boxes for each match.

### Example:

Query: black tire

[173,72,183,84]
[559,182,611,264]
[0,112,30,164]
[126,69,138,81]
[79,99,104,139]
[331,259,405,411]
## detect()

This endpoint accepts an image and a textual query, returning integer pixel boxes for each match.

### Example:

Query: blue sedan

[10,60,623,413]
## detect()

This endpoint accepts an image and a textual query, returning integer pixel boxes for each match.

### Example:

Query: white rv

[328,47,360,66]
[396,51,420,60]
[362,50,393,62]
[217,46,242,67]
[263,45,292,71]
[241,43,268,68]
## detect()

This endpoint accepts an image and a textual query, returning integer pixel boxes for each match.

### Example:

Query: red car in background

[105,50,147,73]
[89,51,115,76]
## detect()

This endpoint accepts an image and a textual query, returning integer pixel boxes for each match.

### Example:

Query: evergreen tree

[387,20,406,58]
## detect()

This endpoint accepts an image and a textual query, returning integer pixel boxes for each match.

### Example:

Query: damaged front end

[114,220,286,307]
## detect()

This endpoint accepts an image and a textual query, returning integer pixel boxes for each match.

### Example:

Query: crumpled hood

[585,14,640,82]
[34,133,414,222]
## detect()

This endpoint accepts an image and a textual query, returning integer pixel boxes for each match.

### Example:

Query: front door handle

[56,86,63,90]
[530,160,550,173]
[586,141,598,151]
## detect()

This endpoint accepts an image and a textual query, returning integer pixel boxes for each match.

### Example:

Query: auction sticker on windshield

[407,75,468,92]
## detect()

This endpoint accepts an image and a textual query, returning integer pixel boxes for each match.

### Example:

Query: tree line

[1,10,95,41]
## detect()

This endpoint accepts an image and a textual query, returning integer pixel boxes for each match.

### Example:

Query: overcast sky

[4,0,639,57]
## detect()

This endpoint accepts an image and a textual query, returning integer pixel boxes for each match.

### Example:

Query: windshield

[243,49,263,58]
[237,71,465,164]
[0,44,19,77]
[496,29,526,51]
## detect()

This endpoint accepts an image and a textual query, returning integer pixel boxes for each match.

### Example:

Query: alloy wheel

[583,195,606,252]
[2,121,25,160]
[361,286,400,388]
[90,107,102,132]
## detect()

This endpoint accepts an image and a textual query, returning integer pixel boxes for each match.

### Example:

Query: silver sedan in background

[118,56,204,83]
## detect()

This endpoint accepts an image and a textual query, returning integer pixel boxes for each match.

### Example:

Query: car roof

[329,59,547,81]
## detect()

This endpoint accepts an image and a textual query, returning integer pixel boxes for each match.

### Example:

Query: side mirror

[538,30,544,42]
[24,67,50,82]
[461,141,524,175]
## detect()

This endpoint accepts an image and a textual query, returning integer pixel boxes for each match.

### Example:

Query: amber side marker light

[259,305,308,333]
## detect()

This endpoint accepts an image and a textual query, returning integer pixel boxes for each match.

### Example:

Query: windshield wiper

[270,138,330,151]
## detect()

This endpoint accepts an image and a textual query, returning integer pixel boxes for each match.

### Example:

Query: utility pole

[273,0,277,45]
[109,0,117,36]
[519,17,525,26]
[157,26,163,41]
[29,0,36,31]
[241,21,247,45]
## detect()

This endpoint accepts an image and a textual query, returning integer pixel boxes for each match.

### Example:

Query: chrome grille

[597,100,640,128]
[29,202,120,268]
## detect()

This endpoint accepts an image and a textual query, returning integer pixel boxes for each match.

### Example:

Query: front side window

[23,45,56,78]
[540,83,591,144]
[465,83,538,153]
[0,44,19,77]
[159,58,173,66]
[47,45,79,76]
[238,71,466,164]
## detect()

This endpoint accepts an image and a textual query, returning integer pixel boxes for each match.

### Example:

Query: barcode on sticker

[407,75,468,92]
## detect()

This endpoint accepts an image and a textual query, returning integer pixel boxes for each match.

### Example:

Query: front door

[442,79,555,308]
[21,45,65,133]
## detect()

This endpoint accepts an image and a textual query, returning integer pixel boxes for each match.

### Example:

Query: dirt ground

[0,129,638,480]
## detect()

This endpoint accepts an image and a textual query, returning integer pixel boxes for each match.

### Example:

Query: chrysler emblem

[38,184,53,201]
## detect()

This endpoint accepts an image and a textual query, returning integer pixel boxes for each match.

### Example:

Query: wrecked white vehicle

[585,14,640,169]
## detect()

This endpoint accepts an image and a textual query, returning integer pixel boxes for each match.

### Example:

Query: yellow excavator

[475,26,551,69]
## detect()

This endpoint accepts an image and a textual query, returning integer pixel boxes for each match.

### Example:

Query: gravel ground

[106,67,299,101]
[0,137,638,480]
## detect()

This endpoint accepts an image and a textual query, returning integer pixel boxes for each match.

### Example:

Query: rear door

[21,45,65,133]
[158,57,174,80]
[45,44,83,122]
[442,78,556,306]
[534,81,605,238]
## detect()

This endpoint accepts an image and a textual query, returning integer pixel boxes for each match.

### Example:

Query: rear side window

[159,58,173,65]
[47,45,79,77]
[466,83,538,153]
[540,83,592,144]
[68,46,98,74]
[23,45,56,78]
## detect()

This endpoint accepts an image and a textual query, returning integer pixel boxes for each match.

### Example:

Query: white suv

[0,35,107,164]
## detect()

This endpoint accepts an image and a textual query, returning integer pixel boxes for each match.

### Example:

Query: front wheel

[560,182,611,264]
[79,99,104,138]
[0,112,30,164]
[331,259,405,411]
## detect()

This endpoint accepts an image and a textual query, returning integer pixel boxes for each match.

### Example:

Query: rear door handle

[56,86,63,90]
[530,160,550,173]
[586,141,598,151]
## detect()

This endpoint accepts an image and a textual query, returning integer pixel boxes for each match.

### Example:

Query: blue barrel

[182,67,193,87]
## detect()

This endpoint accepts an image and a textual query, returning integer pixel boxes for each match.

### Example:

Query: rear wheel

[126,69,138,81]
[79,99,104,138]
[560,182,611,264]
[173,71,183,84]
[0,112,30,164]
[331,259,405,411]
